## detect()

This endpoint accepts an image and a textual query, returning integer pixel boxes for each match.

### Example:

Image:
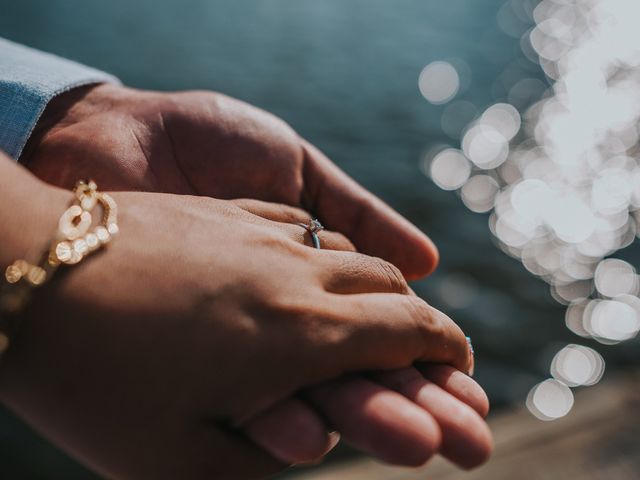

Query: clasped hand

[1,84,493,479]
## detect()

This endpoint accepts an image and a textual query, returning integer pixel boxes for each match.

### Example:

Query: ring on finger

[297,219,325,250]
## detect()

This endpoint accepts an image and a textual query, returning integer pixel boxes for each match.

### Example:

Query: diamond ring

[297,219,325,249]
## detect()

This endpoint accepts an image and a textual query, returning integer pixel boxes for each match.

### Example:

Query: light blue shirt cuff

[0,38,121,160]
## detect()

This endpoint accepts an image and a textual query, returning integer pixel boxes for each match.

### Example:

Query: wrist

[0,159,70,270]
[0,157,71,385]
[21,83,125,165]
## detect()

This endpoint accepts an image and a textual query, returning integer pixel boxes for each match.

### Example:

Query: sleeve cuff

[0,38,121,160]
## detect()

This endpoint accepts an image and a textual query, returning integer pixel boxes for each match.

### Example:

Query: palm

[28,87,300,202]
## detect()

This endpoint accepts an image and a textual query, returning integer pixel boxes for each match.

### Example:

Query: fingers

[231,198,356,251]
[305,376,441,467]
[244,367,489,468]
[243,398,338,465]
[317,250,410,295]
[245,368,489,468]
[372,367,493,469]
[415,364,490,418]
[243,369,486,469]
[325,293,472,375]
[299,139,439,280]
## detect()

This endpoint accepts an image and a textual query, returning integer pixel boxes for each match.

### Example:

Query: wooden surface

[285,370,640,480]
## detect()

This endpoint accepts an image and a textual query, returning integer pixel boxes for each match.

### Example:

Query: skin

[231,200,491,468]
[0,156,483,479]
[15,84,493,474]
[24,84,437,278]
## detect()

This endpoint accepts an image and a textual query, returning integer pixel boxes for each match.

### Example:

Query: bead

[85,233,100,251]
[54,241,73,263]
[14,260,30,274]
[73,238,89,256]
[5,264,23,284]
[66,249,83,265]
[26,266,47,286]
[95,226,111,244]
[107,223,119,236]
[80,195,97,211]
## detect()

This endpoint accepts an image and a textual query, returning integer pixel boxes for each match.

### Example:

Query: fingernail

[326,431,341,453]
[293,432,341,467]
[466,336,475,377]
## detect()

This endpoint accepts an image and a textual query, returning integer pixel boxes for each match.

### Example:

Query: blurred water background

[1,0,639,477]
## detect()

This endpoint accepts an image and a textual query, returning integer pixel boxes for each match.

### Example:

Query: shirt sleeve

[0,37,121,160]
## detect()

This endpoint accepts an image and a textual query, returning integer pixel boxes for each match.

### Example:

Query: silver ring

[297,219,325,249]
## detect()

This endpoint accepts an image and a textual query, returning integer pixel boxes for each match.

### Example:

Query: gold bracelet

[0,181,118,354]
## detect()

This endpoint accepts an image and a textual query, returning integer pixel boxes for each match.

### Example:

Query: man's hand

[24,83,438,279]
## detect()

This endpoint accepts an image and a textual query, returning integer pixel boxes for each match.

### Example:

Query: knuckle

[402,296,440,347]
[424,308,469,368]
[375,258,409,294]
[403,295,431,327]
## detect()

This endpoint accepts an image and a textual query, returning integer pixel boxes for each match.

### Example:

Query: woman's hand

[0,180,473,479]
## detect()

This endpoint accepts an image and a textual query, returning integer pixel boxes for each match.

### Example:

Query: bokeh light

[462,124,509,169]
[481,103,521,141]
[461,175,499,213]
[594,259,638,298]
[429,148,472,190]
[421,0,640,420]
[418,61,460,105]
[550,344,605,387]
[584,299,640,344]
[526,379,575,421]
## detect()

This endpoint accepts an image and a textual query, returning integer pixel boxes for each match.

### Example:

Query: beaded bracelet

[0,181,118,354]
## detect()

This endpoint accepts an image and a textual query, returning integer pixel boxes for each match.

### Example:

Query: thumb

[299,139,438,280]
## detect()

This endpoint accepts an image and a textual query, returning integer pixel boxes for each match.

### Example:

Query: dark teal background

[1,1,638,477]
